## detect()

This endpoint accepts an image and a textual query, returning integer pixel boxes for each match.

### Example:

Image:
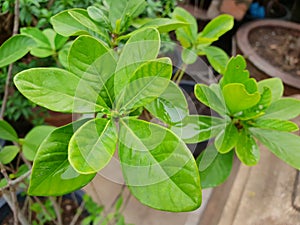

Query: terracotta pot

[236,19,300,96]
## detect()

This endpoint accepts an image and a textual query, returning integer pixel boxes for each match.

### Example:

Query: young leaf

[172,7,198,48]
[202,46,229,74]
[69,118,117,174]
[252,118,299,132]
[119,118,201,212]
[197,145,234,188]
[0,35,36,68]
[141,18,188,33]
[257,78,283,102]
[194,83,227,116]
[0,145,20,164]
[20,27,51,48]
[50,9,93,36]
[221,55,250,88]
[222,83,260,114]
[181,48,197,65]
[235,129,260,166]
[58,41,73,68]
[250,128,300,170]
[23,125,56,161]
[145,81,189,125]
[114,28,160,97]
[261,98,300,120]
[116,58,172,111]
[28,119,96,196]
[0,120,18,142]
[237,87,272,120]
[215,122,239,153]
[87,6,111,28]
[197,14,234,40]
[68,35,116,107]
[171,115,227,143]
[14,68,108,113]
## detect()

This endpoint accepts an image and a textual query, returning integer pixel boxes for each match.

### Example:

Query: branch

[0,170,31,191]
[0,0,20,119]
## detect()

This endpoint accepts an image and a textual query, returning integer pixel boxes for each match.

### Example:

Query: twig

[0,170,31,191]
[50,196,63,225]
[32,196,59,225]
[69,200,85,225]
[0,0,20,119]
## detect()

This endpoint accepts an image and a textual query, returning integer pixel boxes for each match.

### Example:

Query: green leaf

[114,28,160,97]
[222,83,260,114]
[145,81,188,125]
[116,58,172,111]
[54,33,68,50]
[235,129,260,166]
[198,14,233,40]
[58,41,73,68]
[197,145,233,188]
[20,27,51,48]
[0,178,8,188]
[69,118,117,174]
[141,18,188,33]
[171,115,227,143]
[215,122,238,153]
[68,35,116,107]
[194,83,227,116]
[172,7,197,48]
[28,119,96,196]
[0,35,36,68]
[51,9,94,36]
[202,46,229,74]
[68,9,109,41]
[257,78,283,102]
[250,128,300,170]
[237,87,272,120]
[261,98,300,120]
[14,68,107,113]
[252,118,299,132]
[181,48,197,65]
[221,55,250,88]
[23,125,56,161]
[0,145,20,164]
[0,120,18,142]
[87,6,111,28]
[119,118,201,212]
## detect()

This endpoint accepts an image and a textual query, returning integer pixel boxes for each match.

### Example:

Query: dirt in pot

[249,26,300,77]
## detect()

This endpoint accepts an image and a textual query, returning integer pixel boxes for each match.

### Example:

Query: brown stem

[50,197,63,225]
[0,0,20,119]
[32,196,59,225]
[69,201,85,225]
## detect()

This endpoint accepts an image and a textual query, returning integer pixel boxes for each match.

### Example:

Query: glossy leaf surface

[202,46,229,74]
[261,98,300,120]
[253,119,299,132]
[0,146,19,164]
[257,78,283,102]
[215,122,238,153]
[23,125,56,161]
[69,118,117,174]
[222,83,260,114]
[142,18,188,33]
[171,115,227,143]
[119,118,201,212]
[197,145,233,188]
[194,84,227,116]
[114,28,160,97]
[250,128,300,170]
[145,81,188,125]
[28,119,95,196]
[14,68,107,113]
[116,58,172,111]
[235,129,260,166]
[0,120,18,142]
[0,35,36,68]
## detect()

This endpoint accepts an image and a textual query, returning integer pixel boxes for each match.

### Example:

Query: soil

[1,196,87,225]
[248,26,300,77]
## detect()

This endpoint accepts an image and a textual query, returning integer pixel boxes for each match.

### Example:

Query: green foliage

[15,27,201,212]
[172,7,233,73]
[194,55,300,187]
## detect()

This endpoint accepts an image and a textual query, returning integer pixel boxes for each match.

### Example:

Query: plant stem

[50,197,63,225]
[175,63,187,85]
[69,200,85,225]
[0,0,20,119]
